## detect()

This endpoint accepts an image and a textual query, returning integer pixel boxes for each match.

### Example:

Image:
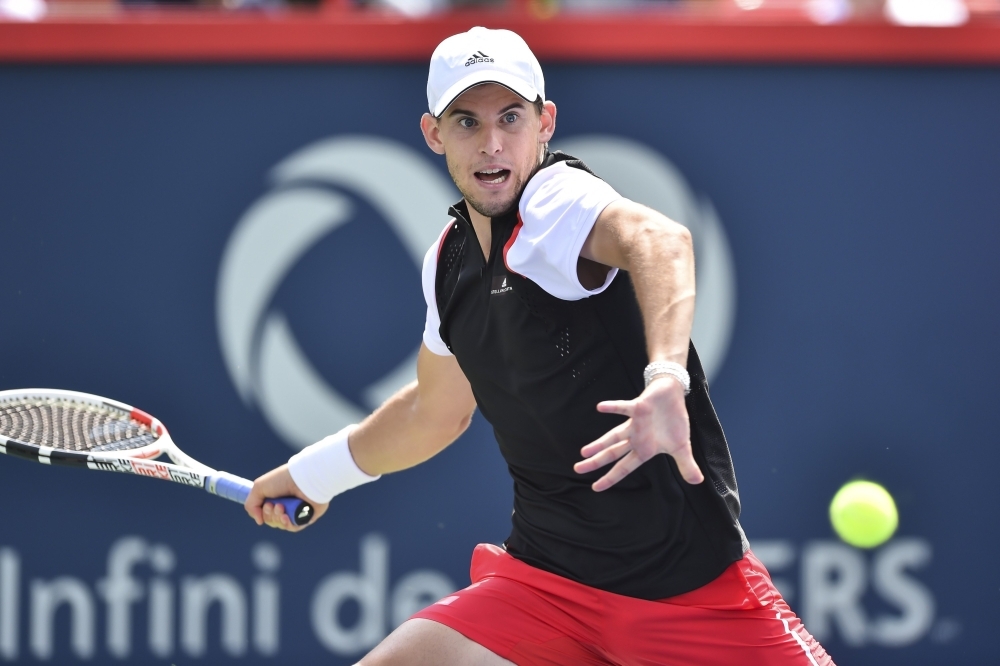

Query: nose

[480,125,502,156]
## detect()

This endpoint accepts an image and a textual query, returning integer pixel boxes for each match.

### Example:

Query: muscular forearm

[576,200,704,490]
[585,200,696,366]
[349,380,474,476]
[626,217,695,366]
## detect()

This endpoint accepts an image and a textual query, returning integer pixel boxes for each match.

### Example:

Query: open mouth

[474,168,511,185]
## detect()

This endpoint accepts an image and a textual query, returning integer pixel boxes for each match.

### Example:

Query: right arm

[244,343,476,531]
[349,343,476,476]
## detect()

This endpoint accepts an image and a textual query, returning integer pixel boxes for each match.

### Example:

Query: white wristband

[643,361,691,395]
[287,424,380,504]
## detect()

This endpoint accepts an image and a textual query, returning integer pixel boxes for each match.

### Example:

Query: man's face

[421,84,556,219]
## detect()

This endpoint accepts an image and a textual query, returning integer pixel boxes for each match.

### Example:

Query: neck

[462,148,548,260]
[464,201,493,261]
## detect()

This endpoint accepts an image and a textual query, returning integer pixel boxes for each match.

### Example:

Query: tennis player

[246,27,834,666]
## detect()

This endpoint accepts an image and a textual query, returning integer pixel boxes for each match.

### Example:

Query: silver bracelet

[643,361,691,395]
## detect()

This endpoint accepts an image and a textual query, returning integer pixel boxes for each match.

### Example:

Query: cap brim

[433,70,540,117]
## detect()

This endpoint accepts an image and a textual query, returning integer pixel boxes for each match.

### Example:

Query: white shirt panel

[509,162,623,301]
[421,222,454,357]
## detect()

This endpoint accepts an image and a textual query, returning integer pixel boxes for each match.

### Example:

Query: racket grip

[208,473,316,526]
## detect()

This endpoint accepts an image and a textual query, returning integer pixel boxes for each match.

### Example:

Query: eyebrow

[498,102,527,114]
[446,101,527,119]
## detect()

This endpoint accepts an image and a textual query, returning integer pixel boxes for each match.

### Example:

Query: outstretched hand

[244,464,329,533]
[574,377,704,491]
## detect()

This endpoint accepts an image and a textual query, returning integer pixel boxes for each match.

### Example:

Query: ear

[420,113,446,155]
[538,100,557,144]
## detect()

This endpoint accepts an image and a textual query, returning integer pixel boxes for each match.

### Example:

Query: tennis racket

[0,388,314,526]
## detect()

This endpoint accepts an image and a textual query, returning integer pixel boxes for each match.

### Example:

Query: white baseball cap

[427,27,545,118]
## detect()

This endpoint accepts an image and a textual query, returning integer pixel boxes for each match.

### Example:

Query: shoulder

[518,161,621,227]
[505,161,622,301]
[425,217,461,263]
[519,161,615,221]
[420,219,458,356]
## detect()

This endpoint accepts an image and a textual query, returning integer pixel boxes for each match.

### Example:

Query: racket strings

[0,399,157,452]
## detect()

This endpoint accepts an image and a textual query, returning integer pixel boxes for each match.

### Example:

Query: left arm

[572,199,705,490]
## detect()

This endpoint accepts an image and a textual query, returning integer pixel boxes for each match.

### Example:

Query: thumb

[672,445,704,485]
[245,482,266,526]
[245,464,298,525]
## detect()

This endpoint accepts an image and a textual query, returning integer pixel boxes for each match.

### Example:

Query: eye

[504,112,518,123]
[459,117,476,129]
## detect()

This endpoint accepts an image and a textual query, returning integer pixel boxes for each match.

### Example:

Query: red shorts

[414,544,834,666]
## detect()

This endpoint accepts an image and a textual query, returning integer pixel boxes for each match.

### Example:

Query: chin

[464,178,525,218]
[468,193,517,219]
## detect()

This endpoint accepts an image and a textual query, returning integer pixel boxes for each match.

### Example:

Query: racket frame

[0,389,314,525]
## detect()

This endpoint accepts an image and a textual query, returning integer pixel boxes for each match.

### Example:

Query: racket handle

[207,473,316,526]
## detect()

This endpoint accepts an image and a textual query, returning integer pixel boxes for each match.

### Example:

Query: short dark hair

[435,95,544,121]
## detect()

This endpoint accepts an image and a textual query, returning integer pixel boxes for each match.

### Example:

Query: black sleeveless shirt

[434,152,748,600]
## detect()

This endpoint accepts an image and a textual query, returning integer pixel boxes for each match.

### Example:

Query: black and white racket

[0,389,314,526]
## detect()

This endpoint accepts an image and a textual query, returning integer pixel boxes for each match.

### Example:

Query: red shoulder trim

[436,218,456,262]
[503,213,525,277]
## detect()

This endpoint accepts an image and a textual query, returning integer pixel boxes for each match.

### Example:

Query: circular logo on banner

[218,135,736,451]
[216,136,458,450]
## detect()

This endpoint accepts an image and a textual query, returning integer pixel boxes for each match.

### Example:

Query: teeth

[477,168,507,184]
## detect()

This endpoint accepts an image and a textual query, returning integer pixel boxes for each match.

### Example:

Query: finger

[275,504,305,533]
[262,502,285,531]
[592,450,644,492]
[245,483,266,526]
[261,501,273,527]
[574,440,631,474]
[671,445,705,485]
[261,501,274,527]
[580,421,631,458]
[596,400,635,416]
[272,503,293,530]
[277,506,292,530]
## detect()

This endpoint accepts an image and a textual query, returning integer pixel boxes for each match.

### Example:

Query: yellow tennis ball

[829,480,898,549]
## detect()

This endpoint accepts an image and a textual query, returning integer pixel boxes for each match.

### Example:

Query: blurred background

[2,0,1000,25]
[1,2,999,665]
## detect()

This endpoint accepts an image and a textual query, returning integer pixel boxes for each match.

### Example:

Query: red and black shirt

[420,151,748,600]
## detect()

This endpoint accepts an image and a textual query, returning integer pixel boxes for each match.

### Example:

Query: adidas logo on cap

[465,51,495,67]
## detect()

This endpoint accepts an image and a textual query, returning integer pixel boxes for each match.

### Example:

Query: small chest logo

[465,51,494,67]
[491,274,513,295]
